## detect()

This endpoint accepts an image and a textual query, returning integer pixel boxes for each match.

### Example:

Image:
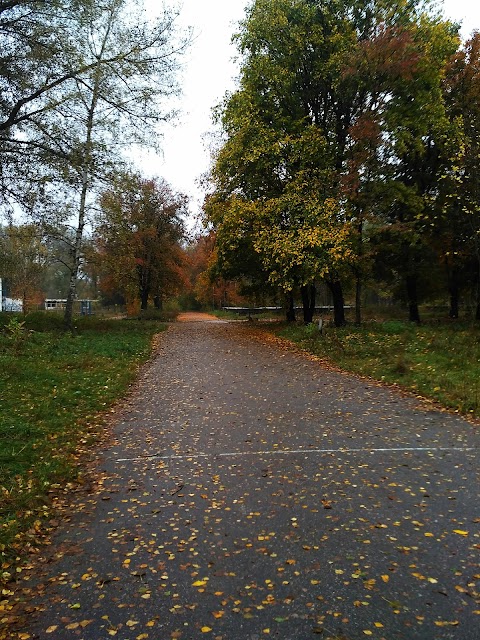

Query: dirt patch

[176,311,224,322]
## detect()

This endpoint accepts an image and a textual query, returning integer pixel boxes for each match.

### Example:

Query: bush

[23,311,65,331]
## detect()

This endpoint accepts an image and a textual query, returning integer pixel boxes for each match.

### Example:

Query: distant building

[45,299,67,311]
[2,297,23,312]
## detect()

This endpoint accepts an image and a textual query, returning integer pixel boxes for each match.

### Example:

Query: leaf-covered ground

[2,318,479,639]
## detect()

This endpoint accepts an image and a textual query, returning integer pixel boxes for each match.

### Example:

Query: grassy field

[0,313,166,577]
[278,319,480,419]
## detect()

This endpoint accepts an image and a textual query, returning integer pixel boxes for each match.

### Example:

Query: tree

[441,32,480,319]
[0,0,189,328]
[208,0,458,326]
[207,0,356,325]
[0,223,47,312]
[96,173,187,311]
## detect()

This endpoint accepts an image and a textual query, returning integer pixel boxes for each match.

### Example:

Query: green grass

[277,319,480,418]
[0,313,166,577]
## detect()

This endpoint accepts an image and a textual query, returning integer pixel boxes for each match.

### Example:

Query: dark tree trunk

[448,268,460,319]
[140,289,149,310]
[301,284,316,324]
[326,279,346,327]
[406,274,421,323]
[285,291,296,322]
[355,272,362,326]
[154,295,163,310]
[475,259,480,321]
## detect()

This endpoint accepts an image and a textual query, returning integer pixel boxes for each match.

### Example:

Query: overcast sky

[142,0,480,227]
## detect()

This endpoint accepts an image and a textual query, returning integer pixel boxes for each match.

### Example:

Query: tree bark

[355,271,362,325]
[301,284,316,324]
[406,274,421,323]
[285,291,296,322]
[64,174,87,330]
[140,288,149,310]
[326,279,346,327]
[448,267,460,319]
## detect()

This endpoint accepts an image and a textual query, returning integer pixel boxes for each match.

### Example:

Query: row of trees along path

[206,0,480,326]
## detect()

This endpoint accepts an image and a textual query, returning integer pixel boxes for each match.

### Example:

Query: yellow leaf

[427,578,438,584]
[435,621,459,627]
[126,620,138,627]
[381,575,389,583]
[46,626,58,634]
[453,530,468,536]
[66,623,79,630]
[107,631,117,637]
[136,635,149,640]
[193,580,208,587]
[363,631,373,636]
[146,621,156,627]
[374,622,384,628]
[201,627,212,633]
[212,611,225,619]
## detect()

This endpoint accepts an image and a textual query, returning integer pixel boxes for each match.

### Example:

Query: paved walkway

[5,319,479,639]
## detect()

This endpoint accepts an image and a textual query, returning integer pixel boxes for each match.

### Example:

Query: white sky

[141,0,480,227]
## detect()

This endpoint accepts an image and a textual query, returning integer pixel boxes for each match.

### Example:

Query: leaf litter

[1,320,479,639]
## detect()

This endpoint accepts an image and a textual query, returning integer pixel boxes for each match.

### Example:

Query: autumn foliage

[95,173,188,312]
[205,0,480,324]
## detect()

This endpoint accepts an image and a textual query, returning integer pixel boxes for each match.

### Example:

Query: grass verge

[0,313,166,580]
[276,319,480,419]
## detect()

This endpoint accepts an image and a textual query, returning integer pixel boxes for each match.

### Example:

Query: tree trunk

[448,267,460,319]
[406,274,421,323]
[154,295,163,310]
[474,256,480,321]
[355,272,362,325]
[64,175,87,330]
[301,284,316,324]
[285,291,296,322]
[326,279,346,327]
[140,289,149,310]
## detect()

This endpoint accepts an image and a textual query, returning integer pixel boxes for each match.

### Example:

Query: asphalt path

[7,317,479,639]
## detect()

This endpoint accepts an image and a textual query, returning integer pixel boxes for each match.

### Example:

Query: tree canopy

[205,0,479,324]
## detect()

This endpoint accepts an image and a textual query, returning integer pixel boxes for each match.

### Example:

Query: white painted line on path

[116,446,476,463]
